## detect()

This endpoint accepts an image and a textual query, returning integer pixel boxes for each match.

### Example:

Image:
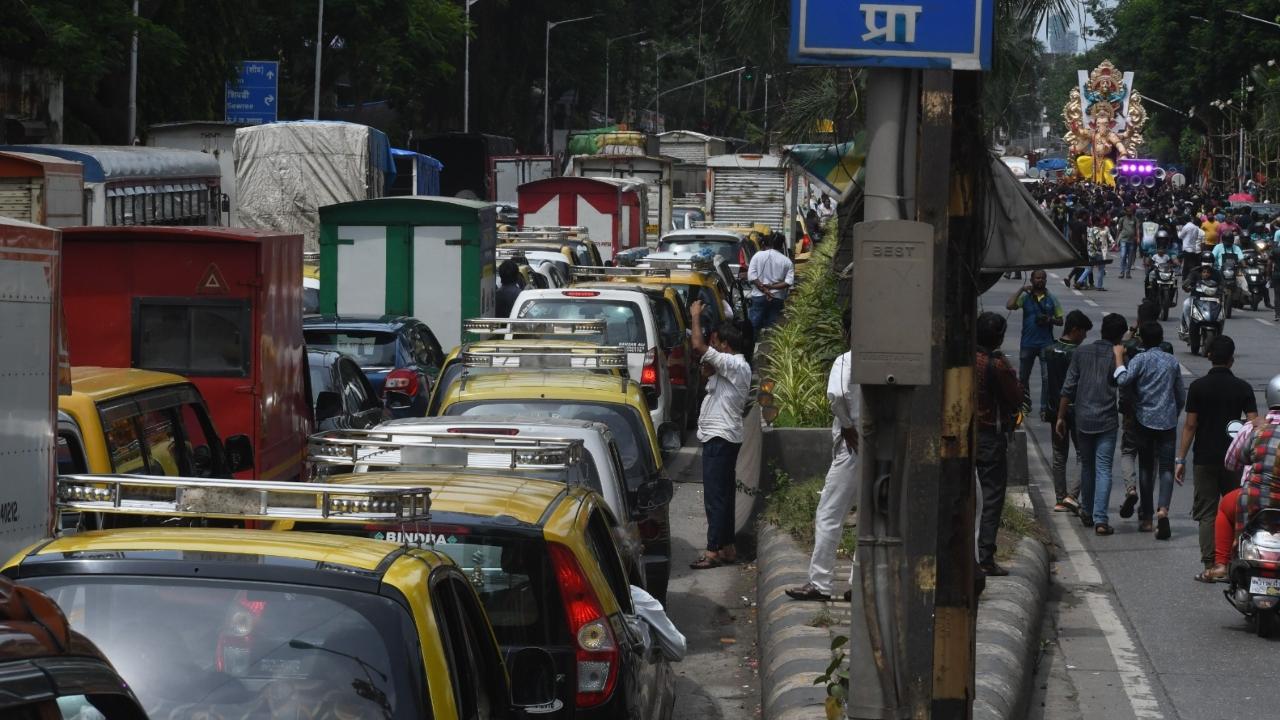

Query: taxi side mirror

[224,434,254,473]
[508,647,558,711]
[315,391,343,422]
[636,476,673,512]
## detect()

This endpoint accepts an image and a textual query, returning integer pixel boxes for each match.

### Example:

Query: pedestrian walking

[1077,215,1109,291]
[1116,300,1171,522]
[1043,310,1092,513]
[1112,321,1186,539]
[1005,269,1063,417]
[1057,313,1127,535]
[1178,336,1257,581]
[1116,205,1139,279]
[786,313,862,601]
[687,300,751,569]
[975,312,1022,576]
[746,233,795,333]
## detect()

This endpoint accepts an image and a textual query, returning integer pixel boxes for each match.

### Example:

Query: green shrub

[762,470,856,557]
[760,233,846,427]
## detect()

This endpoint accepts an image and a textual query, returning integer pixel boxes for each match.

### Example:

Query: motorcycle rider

[1209,375,1280,581]
[1180,252,1222,340]
[1213,229,1245,270]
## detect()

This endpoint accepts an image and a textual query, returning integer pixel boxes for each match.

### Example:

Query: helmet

[1201,251,1216,266]
[1268,374,1280,409]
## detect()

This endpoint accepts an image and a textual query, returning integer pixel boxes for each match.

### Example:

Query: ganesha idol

[1062,59,1148,186]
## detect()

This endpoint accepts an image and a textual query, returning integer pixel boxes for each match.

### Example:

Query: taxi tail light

[640,349,659,387]
[562,290,600,297]
[384,369,419,397]
[549,542,618,708]
[216,593,267,676]
[638,516,662,542]
[738,247,747,268]
[667,345,687,387]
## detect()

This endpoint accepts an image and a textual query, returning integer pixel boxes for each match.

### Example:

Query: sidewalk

[756,450,1051,720]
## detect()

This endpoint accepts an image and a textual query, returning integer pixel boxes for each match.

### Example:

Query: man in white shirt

[746,233,795,332]
[688,299,752,569]
[1178,215,1201,282]
[786,314,862,601]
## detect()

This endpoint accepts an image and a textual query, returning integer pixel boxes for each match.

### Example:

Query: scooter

[1243,251,1268,312]
[1180,278,1224,357]
[1144,259,1178,321]
[1225,505,1280,637]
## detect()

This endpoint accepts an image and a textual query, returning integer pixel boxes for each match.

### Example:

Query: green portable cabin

[317,197,496,348]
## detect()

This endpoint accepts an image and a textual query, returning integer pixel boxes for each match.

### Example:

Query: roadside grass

[762,470,856,558]
[996,502,1049,562]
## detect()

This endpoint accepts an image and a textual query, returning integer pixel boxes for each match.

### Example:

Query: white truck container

[489,155,555,203]
[566,154,673,241]
[706,153,795,243]
[0,216,62,561]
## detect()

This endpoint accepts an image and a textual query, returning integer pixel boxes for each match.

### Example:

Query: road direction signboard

[789,0,993,70]
[225,60,279,125]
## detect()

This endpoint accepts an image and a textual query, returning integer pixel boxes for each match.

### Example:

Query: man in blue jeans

[1006,269,1063,417]
[1057,313,1127,535]
[687,300,751,569]
[746,234,795,333]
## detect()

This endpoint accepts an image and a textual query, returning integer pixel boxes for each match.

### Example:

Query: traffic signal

[744,65,754,82]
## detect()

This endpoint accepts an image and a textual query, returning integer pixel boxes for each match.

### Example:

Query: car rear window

[657,238,742,261]
[517,299,647,350]
[299,524,568,647]
[445,400,655,488]
[306,330,399,368]
[26,576,420,720]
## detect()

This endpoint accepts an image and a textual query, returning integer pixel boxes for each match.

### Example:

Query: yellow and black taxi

[4,475,560,720]
[0,573,147,719]
[435,350,680,601]
[425,318,625,416]
[58,366,253,478]
[497,228,605,268]
[283,472,677,720]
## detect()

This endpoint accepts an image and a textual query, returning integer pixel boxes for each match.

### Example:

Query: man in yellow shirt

[1201,211,1223,248]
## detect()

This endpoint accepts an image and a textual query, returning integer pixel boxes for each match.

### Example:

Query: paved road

[984,270,1280,720]
[665,449,761,720]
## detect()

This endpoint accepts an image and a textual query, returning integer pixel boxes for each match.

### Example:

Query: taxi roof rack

[568,266,671,280]
[637,256,715,272]
[460,345,627,369]
[55,474,431,522]
[462,318,605,337]
[308,429,587,475]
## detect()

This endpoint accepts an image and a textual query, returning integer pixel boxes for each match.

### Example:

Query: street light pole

[544,14,598,155]
[127,0,138,144]
[313,0,324,119]
[605,31,645,126]
[763,73,772,149]
[464,0,481,133]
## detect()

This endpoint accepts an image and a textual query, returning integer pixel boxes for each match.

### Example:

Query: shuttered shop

[710,169,786,229]
[0,178,40,223]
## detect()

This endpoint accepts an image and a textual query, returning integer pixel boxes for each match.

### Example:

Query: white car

[511,286,673,429]
[655,228,755,277]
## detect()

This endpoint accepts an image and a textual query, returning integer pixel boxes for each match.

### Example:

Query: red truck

[60,226,309,481]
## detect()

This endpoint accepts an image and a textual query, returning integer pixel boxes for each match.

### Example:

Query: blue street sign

[225,60,279,125]
[789,0,993,70]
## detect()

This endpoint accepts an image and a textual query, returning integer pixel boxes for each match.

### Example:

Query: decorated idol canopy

[1062,60,1148,186]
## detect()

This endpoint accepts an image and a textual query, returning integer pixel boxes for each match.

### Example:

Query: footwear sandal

[1194,567,1227,583]
[1094,524,1115,536]
[1062,497,1080,512]
[1053,503,1070,512]
[1119,493,1138,519]
[689,554,722,570]
[784,583,832,601]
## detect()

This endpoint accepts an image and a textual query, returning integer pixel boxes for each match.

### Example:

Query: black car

[305,349,388,431]
[303,315,444,419]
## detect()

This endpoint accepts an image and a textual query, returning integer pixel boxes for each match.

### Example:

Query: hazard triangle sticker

[197,263,229,295]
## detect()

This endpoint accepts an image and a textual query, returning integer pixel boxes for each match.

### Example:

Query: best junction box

[318,197,497,349]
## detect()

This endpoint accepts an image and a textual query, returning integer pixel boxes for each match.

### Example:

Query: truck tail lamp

[549,542,618,708]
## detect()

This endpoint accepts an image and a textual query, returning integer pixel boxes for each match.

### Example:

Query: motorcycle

[1220,255,1246,318]
[1144,259,1178,321]
[1243,250,1268,312]
[1223,418,1280,638]
[1181,279,1224,357]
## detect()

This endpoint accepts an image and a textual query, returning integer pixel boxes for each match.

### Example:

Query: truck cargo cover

[234,122,394,251]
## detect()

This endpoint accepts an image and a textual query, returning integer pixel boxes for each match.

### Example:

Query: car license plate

[1249,576,1280,595]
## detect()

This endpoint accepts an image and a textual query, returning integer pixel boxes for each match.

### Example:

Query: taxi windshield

[656,237,742,260]
[26,575,419,720]
[516,299,646,349]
